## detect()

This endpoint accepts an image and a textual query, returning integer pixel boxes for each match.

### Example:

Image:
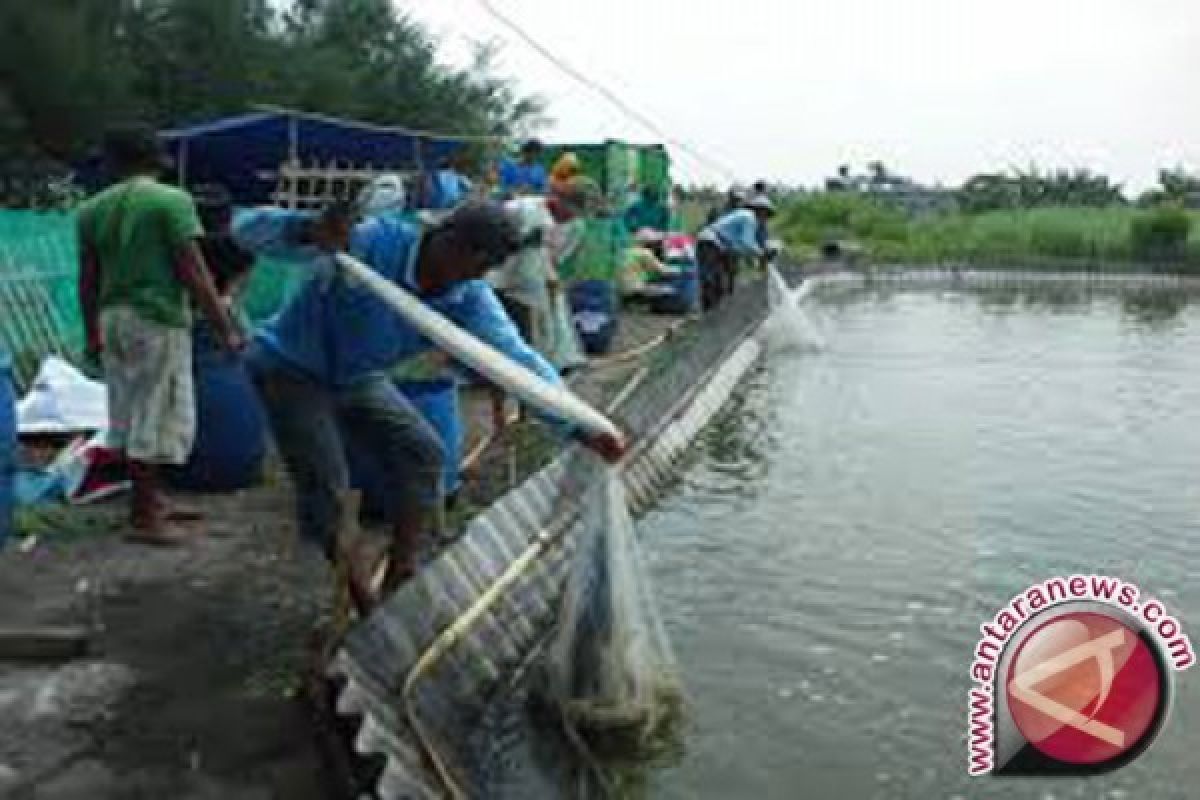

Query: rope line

[474,0,739,182]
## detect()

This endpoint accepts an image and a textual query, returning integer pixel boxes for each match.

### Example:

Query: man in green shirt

[78,125,242,544]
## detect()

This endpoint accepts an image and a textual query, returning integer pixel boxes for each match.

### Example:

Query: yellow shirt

[619,247,667,294]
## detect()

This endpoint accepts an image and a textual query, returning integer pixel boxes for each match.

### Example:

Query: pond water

[645,289,1200,799]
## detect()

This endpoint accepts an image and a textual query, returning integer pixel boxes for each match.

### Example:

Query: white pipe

[334,252,621,440]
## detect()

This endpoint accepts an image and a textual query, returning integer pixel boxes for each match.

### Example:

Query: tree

[0,0,144,161]
[0,0,542,184]
[1138,167,1200,208]
[957,166,1125,212]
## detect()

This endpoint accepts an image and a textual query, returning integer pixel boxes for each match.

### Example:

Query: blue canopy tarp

[78,109,469,203]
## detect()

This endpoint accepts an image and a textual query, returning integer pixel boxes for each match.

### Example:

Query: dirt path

[0,484,336,799]
[0,311,683,799]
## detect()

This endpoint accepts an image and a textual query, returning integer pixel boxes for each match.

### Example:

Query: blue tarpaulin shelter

[77,107,474,203]
[162,108,470,204]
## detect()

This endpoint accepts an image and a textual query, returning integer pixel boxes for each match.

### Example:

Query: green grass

[776,194,1200,272]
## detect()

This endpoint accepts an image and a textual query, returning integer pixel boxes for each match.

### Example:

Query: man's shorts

[101,307,195,465]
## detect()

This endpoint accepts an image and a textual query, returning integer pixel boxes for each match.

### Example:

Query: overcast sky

[403,0,1199,190]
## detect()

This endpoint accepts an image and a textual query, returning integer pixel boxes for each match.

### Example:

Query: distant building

[825,163,957,215]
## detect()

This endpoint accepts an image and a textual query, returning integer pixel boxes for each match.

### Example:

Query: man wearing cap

[696,196,774,309]
[233,201,624,610]
[77,125,243,545]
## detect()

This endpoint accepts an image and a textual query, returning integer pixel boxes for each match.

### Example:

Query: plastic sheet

[16,356,107,434]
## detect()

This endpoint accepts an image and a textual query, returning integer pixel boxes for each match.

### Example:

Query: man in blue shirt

[497,139,548,196]
[696,201,773,310]
[420,155,473,210]
[235,202,624,609]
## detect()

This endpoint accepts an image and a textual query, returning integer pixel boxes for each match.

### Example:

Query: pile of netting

[541,466,686,774]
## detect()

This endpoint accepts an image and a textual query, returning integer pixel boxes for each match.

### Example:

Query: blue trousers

[250,359,445,558]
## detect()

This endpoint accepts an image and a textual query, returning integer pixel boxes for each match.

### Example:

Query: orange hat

[551,152,581,182]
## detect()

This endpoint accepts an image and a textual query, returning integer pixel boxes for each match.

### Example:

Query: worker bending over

[696,197,774,310]
[234,202,624,609]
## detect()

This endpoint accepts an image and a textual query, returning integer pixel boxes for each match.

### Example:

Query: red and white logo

[966,576,1191,777]
[1006,611,1163,767]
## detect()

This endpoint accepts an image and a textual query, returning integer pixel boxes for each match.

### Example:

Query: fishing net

[331,278,771,799]
[0,209,311,391]
[0,213,82,391]
[542,466,685,772]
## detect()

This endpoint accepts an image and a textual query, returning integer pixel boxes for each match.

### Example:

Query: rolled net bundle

[543,465,686,772]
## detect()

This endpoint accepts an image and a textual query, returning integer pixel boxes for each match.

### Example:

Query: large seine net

[542,466,686,776]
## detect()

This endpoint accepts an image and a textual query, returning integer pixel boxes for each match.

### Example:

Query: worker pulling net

[543,465,686,777]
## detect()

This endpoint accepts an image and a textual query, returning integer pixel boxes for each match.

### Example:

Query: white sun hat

[746,194,776,215]
[359,173,407,215]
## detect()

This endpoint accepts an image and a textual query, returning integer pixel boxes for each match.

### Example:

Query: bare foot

[344,538,388,614]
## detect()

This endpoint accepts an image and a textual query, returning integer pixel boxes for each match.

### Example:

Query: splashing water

[764,265,825,353]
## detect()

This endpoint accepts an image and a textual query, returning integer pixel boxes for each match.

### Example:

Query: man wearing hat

[696,195,774,309]
[77,125,243,544]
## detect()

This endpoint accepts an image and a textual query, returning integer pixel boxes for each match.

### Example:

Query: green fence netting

[0,204,637,391]
[0,209,310,391]
[558,215,630,283]
[0,211,82,389]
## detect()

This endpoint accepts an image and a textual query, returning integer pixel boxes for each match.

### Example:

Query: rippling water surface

[645,289,1200,800]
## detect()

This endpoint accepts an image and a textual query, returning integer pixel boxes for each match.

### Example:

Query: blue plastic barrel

[0,358,14,550]
[569,280,619,355]
[166,324,267,491]
[348,379,463,520]
[650,266,701,315]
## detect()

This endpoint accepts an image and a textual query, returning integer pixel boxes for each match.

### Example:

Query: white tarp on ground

[16,357,107,435]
